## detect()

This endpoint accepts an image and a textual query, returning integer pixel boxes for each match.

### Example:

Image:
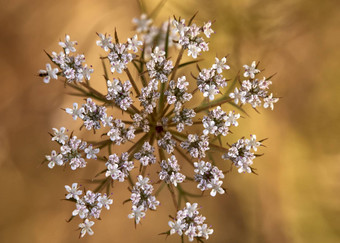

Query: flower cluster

[107,119,135,145]
[168,202,213,241]
[172,108,196,132]
[139,79,160,113]
[172,18,212,58]
[40,13,279,240]
[105,152,134,182]
[106,79,133,110]
[39,35,93,83]
[158,132,176,154]
[229,61,279,109]
[134,142,156,166]
[159,155,186,187]
[196,57,229,101]
[146,47,173,83]
[222,135,261,173]
[66,98,109,130]
[165,76,192,111]
[97,33,141,73]
[46,128,99,170]
[133,14,180,58]
[194,161,225,196]
[65,183,112,237]
[202,106,240,136]
[129,175,160,224]
[132,112,150,132]
[180,134,210,158]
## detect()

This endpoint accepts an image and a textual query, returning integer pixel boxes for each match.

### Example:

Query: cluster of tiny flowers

[40,13,279,240]
[165,76,192,111]
[128,175,160,224]
[168,202,213,241]
[46,128,99,170]
[196,57,229,100]
[180,134,210,158]
[106,78,133,110]
[194,161,225,197]
[133,15,180,58]
[134,142,156,166]
[66,98,109,130]
[172,18,212,58]
[139,79,160,113]
[229,61,279,109]
[97,33,142,73]
[105,152,134,182]
[159,155,186,187]
[202,106,240,136]
[39,35,93,83]
[132,112,150,132]
[158,132,176,154]
[146,47,173,83]
[107,119,135,145]
[222,135,261,173]
[172,108,196,132]
[65,183,112,237]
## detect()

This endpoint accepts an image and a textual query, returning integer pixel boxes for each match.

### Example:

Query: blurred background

[0,0,339,242]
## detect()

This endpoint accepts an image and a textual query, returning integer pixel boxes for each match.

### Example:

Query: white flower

[203,21,214,38]
[172,19,186,37]
[127,34,143,53]
[84,145,100,159]
[243,61,260,79]
[65,103,84,120]
[72,202,89,219]
[128,205,146,224]
[132,14,152,33]
[207,180,225,197]
[229,87,246,104]
[237,158,253,173]
[169,219,185,235]
[105,163,122,179]
[39,63,58,83]
[197,224,214,239]
[45,150,63,168]
[212,57,230,74]
[79,219,94,237]
[96,33,113,51]
[263,93,279,110]
[59,35,77,55]
[185,225,197,242]
[245,134,261,152]
[203,84,219,101]
[188,44,201,58]
[225,111,240,127]
[51,127,68,145]
[81,64,94,81]
[65,183,82,200]
[185,202,198,217]
[151,46,165,61]
[97,194,113,210]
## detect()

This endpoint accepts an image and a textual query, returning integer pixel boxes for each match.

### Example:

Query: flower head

[40,13,279,240]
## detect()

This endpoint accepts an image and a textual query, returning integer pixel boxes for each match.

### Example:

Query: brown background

[0,0,339,242]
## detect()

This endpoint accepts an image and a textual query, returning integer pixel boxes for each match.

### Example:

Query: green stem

[194,97,233,113]
[125,68,140,97]
[170,48,184,81]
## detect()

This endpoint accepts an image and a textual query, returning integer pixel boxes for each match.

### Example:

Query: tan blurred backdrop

[0,0,339,242]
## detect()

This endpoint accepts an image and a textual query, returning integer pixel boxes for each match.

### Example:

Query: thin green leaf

[164,20,170,58]
[188,11,198,25]
[178,59,202,69]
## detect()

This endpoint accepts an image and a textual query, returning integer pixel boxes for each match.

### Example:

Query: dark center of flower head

[155,125,164,133]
